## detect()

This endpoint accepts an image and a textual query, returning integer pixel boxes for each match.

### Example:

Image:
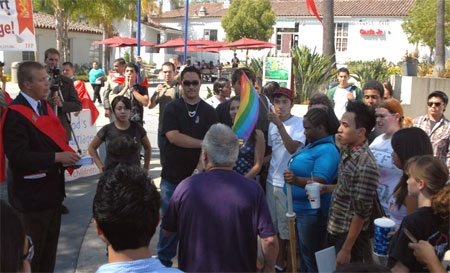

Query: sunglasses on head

[182,80,200,87]
[428,102,443,107]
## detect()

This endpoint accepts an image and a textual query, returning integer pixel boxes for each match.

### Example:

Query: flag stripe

[232,73,259,141]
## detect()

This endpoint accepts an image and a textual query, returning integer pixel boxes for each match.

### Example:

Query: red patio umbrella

[235,42,276,49]
[94,36,155,47]
[174,46,221,53]
[225,37,275,48]
[155,38,209,48]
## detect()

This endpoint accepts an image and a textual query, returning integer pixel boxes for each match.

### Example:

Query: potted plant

[401,50,418,76]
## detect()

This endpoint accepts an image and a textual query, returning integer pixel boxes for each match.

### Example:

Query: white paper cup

[373,218,395,256]
[305,182,321,209]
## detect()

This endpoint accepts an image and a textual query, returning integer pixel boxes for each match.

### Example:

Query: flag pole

[286,183,298,273]
[137,0,142,82]
[183,0,189,64]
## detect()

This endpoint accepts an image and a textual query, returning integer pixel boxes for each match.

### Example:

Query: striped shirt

[327,143,379,234]
[413,115,450,170]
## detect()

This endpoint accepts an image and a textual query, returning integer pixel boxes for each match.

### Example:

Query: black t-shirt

[388,207,449,272]
[97,121,147,169]
[130,85,148,124]
[161,98,218,184]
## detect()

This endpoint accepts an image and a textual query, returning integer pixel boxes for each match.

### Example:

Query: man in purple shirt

[162,123,278,272]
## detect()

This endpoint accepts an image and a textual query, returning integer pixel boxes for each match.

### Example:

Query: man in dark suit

[44,48,82,142]
[2,61,81,272]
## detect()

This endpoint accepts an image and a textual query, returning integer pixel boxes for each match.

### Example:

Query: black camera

[50,67,61,92]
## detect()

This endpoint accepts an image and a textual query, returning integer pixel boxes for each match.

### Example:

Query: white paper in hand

[315,246,336,273]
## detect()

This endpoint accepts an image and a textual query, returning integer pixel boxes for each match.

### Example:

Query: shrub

[346,58,392,86]
[291,46,335,103]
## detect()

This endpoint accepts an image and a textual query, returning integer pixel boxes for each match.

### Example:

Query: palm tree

[33,0,77,61]
[433,0,445,77]
[75,0,130,69]
[322,0,336,67]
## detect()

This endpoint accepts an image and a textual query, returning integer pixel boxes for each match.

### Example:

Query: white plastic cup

[373,218,396,256]
[305,182,321,209]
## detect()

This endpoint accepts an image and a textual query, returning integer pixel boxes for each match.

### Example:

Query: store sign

[360,29,384,36]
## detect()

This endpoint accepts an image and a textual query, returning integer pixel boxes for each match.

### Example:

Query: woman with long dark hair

[89,96,151,172]
[389,127,433,228]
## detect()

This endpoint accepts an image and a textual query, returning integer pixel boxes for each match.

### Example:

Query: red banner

[306,0,323,26]
[15,0,35,34]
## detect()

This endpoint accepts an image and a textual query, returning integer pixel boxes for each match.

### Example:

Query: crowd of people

[0,54,449,273]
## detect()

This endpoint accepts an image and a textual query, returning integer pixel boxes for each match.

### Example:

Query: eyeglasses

[375,113,396,119]
[23,235,34,261]
[182,80,200,87]
[428,102,443,107]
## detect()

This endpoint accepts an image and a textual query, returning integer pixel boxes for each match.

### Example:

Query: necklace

[184,100,200,118]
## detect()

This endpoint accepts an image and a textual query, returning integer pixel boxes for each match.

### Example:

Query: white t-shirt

[333,86,355,120]
[268,115,305,188]
[369,134,403,216]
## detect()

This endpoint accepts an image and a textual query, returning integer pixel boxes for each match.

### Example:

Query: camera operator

[44,48,82,142]
[44,48,82,215]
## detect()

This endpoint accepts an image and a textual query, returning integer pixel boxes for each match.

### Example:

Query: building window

[204,29,218,41]
[22,51,35,61]
[276,34,281,50]
[335,23,348,52]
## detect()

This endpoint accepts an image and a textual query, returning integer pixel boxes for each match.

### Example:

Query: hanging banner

[0,0,36,51]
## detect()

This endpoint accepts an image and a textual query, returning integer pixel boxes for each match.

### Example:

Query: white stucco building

[155,0,449,66]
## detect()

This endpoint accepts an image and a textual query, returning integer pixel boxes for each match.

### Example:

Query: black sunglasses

[428,102,443,107]
[182,80,200,87]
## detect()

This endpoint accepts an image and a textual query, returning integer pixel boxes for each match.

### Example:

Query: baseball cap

[271,87,294,100]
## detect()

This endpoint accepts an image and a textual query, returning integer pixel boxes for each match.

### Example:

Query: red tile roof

[158,0,416,19]
[33,11,102,34]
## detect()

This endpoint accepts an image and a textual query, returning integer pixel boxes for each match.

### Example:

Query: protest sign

[0,0,36,51]
[65,110,99,181]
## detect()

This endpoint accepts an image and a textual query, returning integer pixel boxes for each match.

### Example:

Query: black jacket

[3,94,66,212]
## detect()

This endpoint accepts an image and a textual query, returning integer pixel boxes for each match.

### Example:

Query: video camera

[50,67,61,93]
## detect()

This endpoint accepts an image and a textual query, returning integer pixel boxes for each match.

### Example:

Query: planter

[401,60,417,76]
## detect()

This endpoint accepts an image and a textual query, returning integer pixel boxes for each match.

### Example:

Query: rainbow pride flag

[232,73,259,142]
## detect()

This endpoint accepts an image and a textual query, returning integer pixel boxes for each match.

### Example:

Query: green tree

[221,0,276,41]
[402,0,450,59]
[74,0,132,69]
[33,0,77,61]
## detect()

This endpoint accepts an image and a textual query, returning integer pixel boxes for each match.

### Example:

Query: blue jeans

[296,211,327,273]
[157,179,178,267]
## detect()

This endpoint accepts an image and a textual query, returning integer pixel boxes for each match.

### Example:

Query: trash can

[11,61,20,83]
